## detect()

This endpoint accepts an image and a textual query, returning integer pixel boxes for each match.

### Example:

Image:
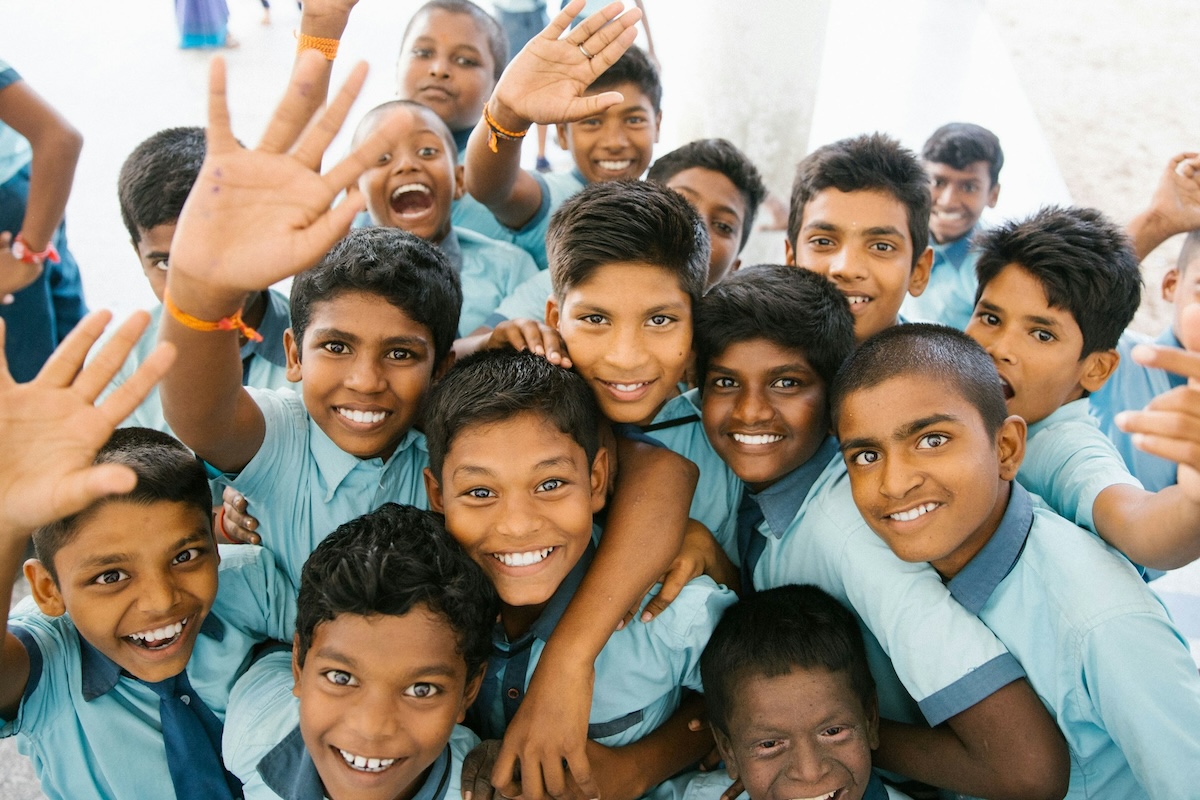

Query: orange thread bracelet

[164,290,263,343]
[482,103,528,153]
[295,31,339,60]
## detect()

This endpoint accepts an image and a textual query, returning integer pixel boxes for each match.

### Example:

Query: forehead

[565,261,691,309]
[135,222,176,254]
[55,499,211,571]
[925,159,992,185]
[303,290,434,340]
[709,336,814,373]
[730,665,867,728]
[801,188,913,244]
[359,106,453,148]
[981,263,1078,321]
[309,607,466,673]
[838,373,982,432]
[666,167,747,219]
[406,8,493,53]
[583,81,656,113]
[445,411,589,472]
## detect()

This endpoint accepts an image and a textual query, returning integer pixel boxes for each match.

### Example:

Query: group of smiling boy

[3,2,1200,799]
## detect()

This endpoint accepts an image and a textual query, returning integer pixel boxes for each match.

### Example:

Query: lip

[487,546,560,575]
[595,378,657,403]
[729,431,785,448]
[840,292,872,314]
[996,375,1015,400]
[121,615,195,662]
[592,158,637,177]
[387,181,438,222]
[785,789,844,800]
[882,500,942,525]
[416,84,455,101]
[334,405,393,431]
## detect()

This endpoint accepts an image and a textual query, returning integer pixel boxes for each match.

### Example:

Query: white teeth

[493,547,554,567]
[128,619,186,646]
[338,749,396,772]
[732,433,783,445]
[789,792,836,800]
[889,502,939,522]
[845,295,869,305]
[390,183,430,199]
[337,408,387,424]
[597,160,633,171]
[610,382,648,392]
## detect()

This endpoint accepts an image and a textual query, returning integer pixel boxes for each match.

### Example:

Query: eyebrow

[840,413,960,452]
[310,328,429,348]
[673,187,743,221]
[977,299,1063,329]
[863,226,904,238]
[573,301,688,316]
[75,530,209,572]
[314,646,359,669]
[142,250,169,260]
[534,456,578,472]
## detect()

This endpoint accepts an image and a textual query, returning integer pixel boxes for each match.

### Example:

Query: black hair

[117,126,206,244]
[424,348,601,478]
[354,99,459,160]
[974,205,1141,356]
[922,122,1004,186]
[587,45,661,113]
[546,180,709,308]
[695,265,855,399]
[400,0,507,81]
[787,133,931,268]
[32,428,211,584]
[647,138,768,251]
[830,323,1009,438]
[290,227,462,367]
[294,502,498,679]
[701,584,875,736]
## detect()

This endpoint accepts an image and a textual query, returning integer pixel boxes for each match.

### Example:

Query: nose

[598,119,631,151]
[345,355,387,394]
[494,493,542,540]
[935,182,956,208]
[138,568,182,615]
[731,385,773,427]
[783,738,833,787]
[349,689,403,740]
[427,53,450,78]
[826,248,867,282]
[975,323,1015,365]
[603,325,650,372]
[879,450,922,500]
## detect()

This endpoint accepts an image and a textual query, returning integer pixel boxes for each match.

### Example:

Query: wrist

[485,98,531,136]
[299,9,352,39]
[11,233,59,266]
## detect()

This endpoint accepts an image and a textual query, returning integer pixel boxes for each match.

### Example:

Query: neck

[500,600,548,641]
[238,290,268,345]
[933,479,1011,580]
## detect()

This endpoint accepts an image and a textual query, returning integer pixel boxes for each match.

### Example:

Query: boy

[223,502,497,800]
[901,122,1003,331]
[965,205,1200,569]
[786,133,932,344]
[831,324,1200,797]
[696,584,911,800]
[422,348,736,798]
[694,266,1067,798]
[352,99,537,336]
[0,311,295,799]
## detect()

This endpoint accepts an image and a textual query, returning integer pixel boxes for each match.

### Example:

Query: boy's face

[27,500,218,684]
[396,9,496,132]
[133,222,176,303]
[293,607,481,800]
[1162,255,1200,340]
[836,375,1023,579]
[965,263,1117,426]
[666,167,748,287]
[358,106,463,243]
[716,666,879,800]
[285,291,441,462]
[556,82,660,185]
[425,411,607,625]
[548,263,692,425]
[926,160,999,245]
[786,189,932,344]
[702,338,829,492]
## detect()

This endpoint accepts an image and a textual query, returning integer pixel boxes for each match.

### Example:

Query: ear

[784,238,797,266]
[589,446,610,514]
[546,295,562,331]
[1079,348,1120,394]
[996,414,1027,481]
[423,467,445,513]
[452,163,466,201]
[555,124,569,151]
[433,350,455,381]
[1163,268,1180,303]
[907,246,934,298]
[652,110,662,143]
[864,695,880,750]
[284,328,303,383]
[987,181,1000,208]
[712,726,738,782]
[460,663,486,722]
[24,560,66,617]
[291,633,303,697]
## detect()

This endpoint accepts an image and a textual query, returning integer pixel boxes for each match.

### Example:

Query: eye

[977,311,1000,326]
[647,314,673,327]
[580,313,606,325]
[771,377,802,390]
[752,739,784,755]
[869,241,896,252]
[405,682,441,698]
[377,152,392,165]
[387,348,414,361]
[820,725,851,739]
[151,258,169,272]
[711,221,736,237]
[625,114,648,126]
[577,118,602,129]
[322,341,348,355]
[917,432,949,449]
[411,47,433,59]
[323,670,358,687]
[453,56,481,68]
[172,547,203,566]
[417,146,439,158]
[93,569,129,586]
[536,478,565,493]
[808,236,835,248]
[962,182,979,194]
[466,487,496,500]
[850,450,879,467]
[711,376,738,389]
[1032,329,1056,343]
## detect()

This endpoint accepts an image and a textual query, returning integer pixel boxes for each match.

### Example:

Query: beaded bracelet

[296,31,339,61]
[164,290,263,343]
[482,103,529,153]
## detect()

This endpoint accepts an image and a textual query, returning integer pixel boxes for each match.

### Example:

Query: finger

[1115,403,1200,438]
[322,105,401,195]
[642,567,686,622]
[720,778,745,800]
[205,57,239,152]
[1,294,12,305]
[568,1,635,43]
[579,8,642,70]
[34,310,116,388]
[223,484,243,509]
[54,463,139,519]
[0,318,9,387]
[538,754,567,800]
[699,746,722,771]
[98,342,176,428]
[1125,431,1200,468]
[541,0,587,42]
[563,749,598,800]
[1130,343,1200,384]
[259,49,332,154]
[539,326,571,368]
[71,311,155,399]
[490,747,521,799]
[293,60,370,170]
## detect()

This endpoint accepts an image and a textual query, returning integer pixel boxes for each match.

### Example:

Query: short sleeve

[649,578,738,694]
[212,544,298,643]
[222,649,298,784]
[492,269,554,324]
[2,604,71,737]
[228,387,309,499]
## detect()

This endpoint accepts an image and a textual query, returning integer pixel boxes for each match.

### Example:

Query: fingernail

[465,792,473,800]
[615,619,625,631]
[641,611,652,622]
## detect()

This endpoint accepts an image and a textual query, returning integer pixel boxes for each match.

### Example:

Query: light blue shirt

[752,455,1022,727]
[662,767,909,800]
[0,60,32,185]
[948,482,1200,798]
[2,545,296,800]
[1089,328,1182,492]
[507,169,587,270]
[488,268,554,326]
[224,649,479,799]
[470,544,736,748]
[443,226,538,334]
[900,225,982,331]
[1019,397,1142,533]
[229,387,430,589]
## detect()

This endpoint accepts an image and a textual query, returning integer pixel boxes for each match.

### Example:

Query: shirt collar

[1026,396,1091,439]
[946,482,1033,614]
[862,771,891,800]
[930,222,981,268]
[80,612,226,701]
[240,289,291,368]
[497,543,595,650]
[749,437,840,538]
[438,227,464,274]
[308,417,424,502]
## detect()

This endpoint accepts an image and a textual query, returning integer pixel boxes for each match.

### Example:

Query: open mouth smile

[336,747,399,773]
[125,617,189,650]
[492,547,556,568]
[888,502,940,522]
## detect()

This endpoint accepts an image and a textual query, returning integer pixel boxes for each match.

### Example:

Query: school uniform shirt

[487,267,554,326]
[947,482,1200,798]
[506,169,587,271]
[224,649,479,800]
[226,386,430,589]
[659,766,912,800]
[2,545,296,800]
[749,446,1024,727]
[441,226,538,335]
[469,543,736,749]
[1089,328,1182,492]
[1018,397,1143,534]
[900,224,982,331]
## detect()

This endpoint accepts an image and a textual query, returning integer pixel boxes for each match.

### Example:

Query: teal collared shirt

[948,482,1200,798]
[662,767,909,800]
[488,268,554,325]
[507,169,587,270]
[441,226,538,334]
[901,224,982,331]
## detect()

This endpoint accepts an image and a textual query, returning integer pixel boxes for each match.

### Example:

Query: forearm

[0,527,33,714]
[588,693,712,800]
[21,123,81,251]
[464,105,541,228]
[1127,208,1175,263]
[1094,483,1200,570]
[292,4,354,117]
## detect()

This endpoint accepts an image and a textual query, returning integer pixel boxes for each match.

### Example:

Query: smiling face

[556,82,660,185]
[926,160,998,245]
[717,666,879,800]
[836,374,1023,578]
[27,499,218,684]
[666,167,749,286]
[425,411,607,639]
[548,262,692,425]
[396,9,496,132]
[286,291,439,461]
[965,263,1116,426]
[702,338,830,492]
[293,607,480,800]
[786,189,932,344]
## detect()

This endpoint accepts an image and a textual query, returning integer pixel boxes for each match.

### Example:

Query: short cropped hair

[353,99,459,160]
[701,584,875,736]
[546,180,709,308]
[424,348,601,477]
[922,122,1005,186]
[32,428,211,584]
[401,0,507,81]
[647,138,768,250]
[117,126,206,243]
[830,323,1008,438]
[294,503,497,677]
[1178,230,1200,276]
[787,133,931,267]
[290,227,462,367]
[974,206,1141,356]
[588,45,661,112]
[695,265,855,395]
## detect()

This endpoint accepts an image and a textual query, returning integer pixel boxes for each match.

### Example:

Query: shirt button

[507,688,521,700]
[181,695,191,705]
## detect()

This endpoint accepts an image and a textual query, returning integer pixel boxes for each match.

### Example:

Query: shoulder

[639,576,737,645]
[223,649,300,784]
[0,61,22,91]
